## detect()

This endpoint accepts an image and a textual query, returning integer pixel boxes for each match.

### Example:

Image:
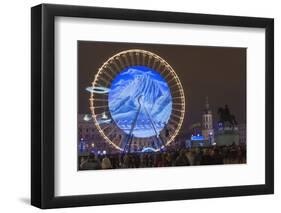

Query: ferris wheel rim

[89,49,186,151]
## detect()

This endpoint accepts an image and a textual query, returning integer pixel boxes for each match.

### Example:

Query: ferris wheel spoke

[136,52,140,65]
[151,59,158,70]
[100,123,113,131]
[122,54,130,67]
[105,125,119,138]
[172,108,185,114]
[172,96,185,100]
[92,82,108,90]
[171,113,182,120]
[116,56,126,70]
[173,102,185,106]
[159,67,168,77]
[163,70,173,80]
[167,77,177,85]
[92,98,108,102]
[129,52,135,65]
[147,55,152,68]
[166,123,176,131]
[90,105,109,109]
[92,111,110,117]
[97,77,111,86]
[171,88,184,95]
[156,60,164,71]
[111,60,122,72]
[142,53,146,65]
[106,64,118,76]
[169,83,180,89]
[169,118,180,126]
[103,70,114,81]
[93,93,108,98]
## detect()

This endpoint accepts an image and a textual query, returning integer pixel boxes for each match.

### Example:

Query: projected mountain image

[108,66,172,137]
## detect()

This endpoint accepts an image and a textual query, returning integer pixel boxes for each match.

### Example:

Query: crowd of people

[79,143,246,170]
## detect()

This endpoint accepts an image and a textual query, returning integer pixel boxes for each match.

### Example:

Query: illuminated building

[77,114,117,155]
[188,97,215,147]
[201,97,215,144]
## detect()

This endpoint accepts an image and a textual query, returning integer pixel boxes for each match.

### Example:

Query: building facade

[201,97,215,144]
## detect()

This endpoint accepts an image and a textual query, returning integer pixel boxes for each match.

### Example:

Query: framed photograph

[31,4,274,209]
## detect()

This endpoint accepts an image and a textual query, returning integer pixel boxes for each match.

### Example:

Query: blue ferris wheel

[87,49,185,153]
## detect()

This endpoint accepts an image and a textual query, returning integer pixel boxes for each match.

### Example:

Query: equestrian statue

[217,105,238,127]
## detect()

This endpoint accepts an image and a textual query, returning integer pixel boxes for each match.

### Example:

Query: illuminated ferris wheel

[87,49,185,152]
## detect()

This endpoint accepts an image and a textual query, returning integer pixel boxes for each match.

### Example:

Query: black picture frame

[31,3,274,209]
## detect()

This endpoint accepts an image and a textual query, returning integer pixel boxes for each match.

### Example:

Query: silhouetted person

[81,155,101,170]
[101,156,112,169]
[175,150,190,166]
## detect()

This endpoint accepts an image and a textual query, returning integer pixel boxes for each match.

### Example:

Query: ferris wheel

[87,49,185,152]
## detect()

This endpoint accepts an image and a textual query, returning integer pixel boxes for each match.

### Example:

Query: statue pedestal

[215,127,240,146]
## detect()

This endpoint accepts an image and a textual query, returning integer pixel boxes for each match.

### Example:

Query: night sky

[78,41,246,131]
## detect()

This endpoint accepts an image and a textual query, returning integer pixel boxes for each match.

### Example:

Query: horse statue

[217,105,238,127]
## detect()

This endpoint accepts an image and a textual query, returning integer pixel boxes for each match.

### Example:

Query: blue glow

[141,147,157,152]
[97,118,112,124]
[108,66,172,138]
[86,86,110,94]
[191,135,205,141]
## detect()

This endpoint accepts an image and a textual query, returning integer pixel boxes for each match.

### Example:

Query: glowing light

[86,86,110,94]
[97,118,112,124]
[101,112,108,119]
[83,114,92,121]
[191,135,204,141]
[96,112,112,124]
[141,147,157,152]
